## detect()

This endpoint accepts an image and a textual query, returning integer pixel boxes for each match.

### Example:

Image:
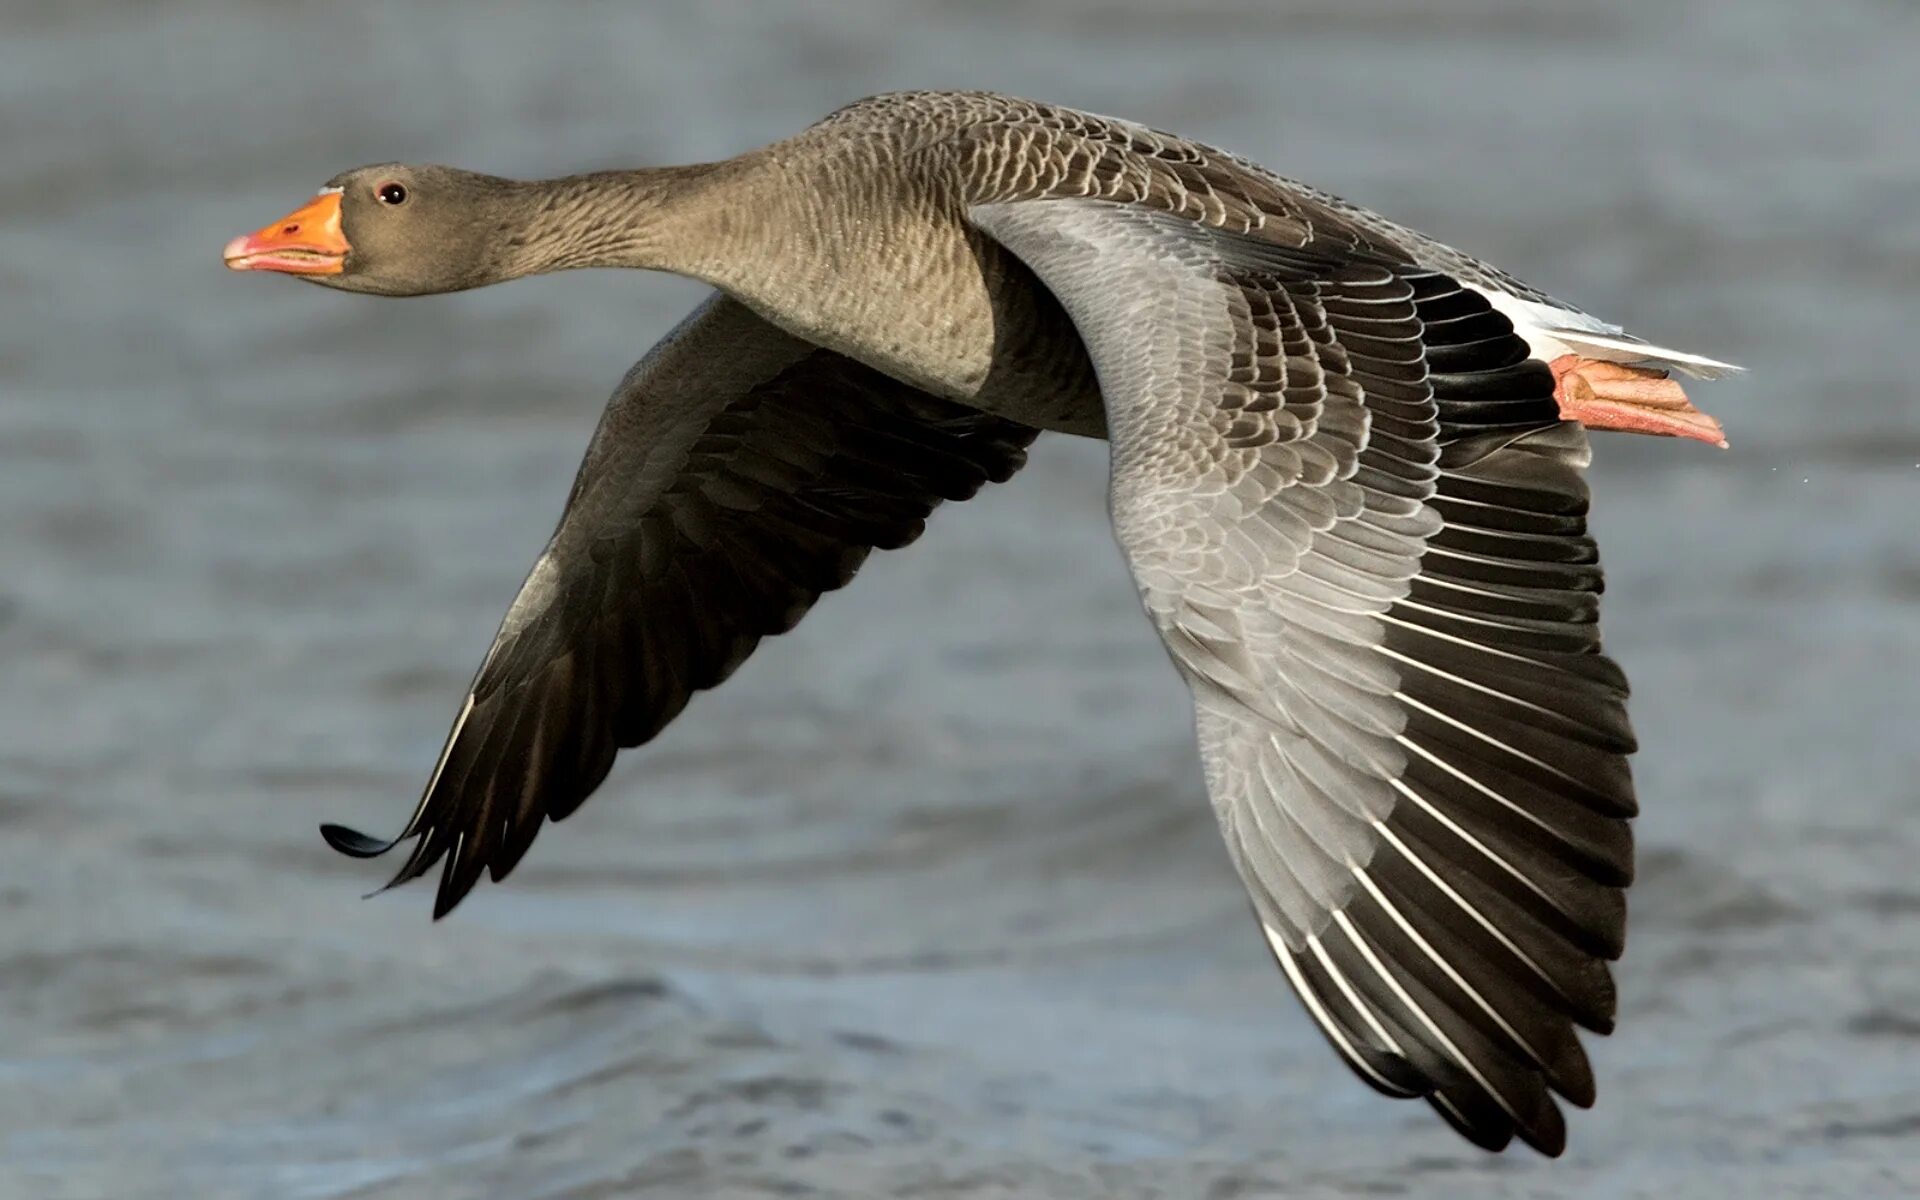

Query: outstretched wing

[323,295,1038,917]
[972,198,1635,1156]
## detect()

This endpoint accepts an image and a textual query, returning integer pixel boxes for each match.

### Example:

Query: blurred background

[2,1,1916,1196]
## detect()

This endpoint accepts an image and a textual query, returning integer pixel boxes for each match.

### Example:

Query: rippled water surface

[2,2,1917,1196]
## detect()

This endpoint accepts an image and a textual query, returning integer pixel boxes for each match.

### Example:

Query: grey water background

[1,1,1916,1196]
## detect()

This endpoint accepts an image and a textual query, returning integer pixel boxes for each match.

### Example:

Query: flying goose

[224,90,1737,1156]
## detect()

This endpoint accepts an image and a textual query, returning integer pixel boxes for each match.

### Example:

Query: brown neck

[500,158,767,283]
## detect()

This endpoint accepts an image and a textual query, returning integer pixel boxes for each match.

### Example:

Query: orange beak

[223,190,349,275]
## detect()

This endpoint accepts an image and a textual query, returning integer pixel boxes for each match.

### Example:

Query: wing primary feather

[1329,910,1525,1127]
[1265,920,1421,1097]
[1353,864,1551,1073]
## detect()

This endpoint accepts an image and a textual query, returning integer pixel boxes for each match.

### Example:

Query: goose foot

[1548,355,1728,448]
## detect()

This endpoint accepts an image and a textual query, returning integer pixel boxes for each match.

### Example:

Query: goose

[224,90,1737,1156]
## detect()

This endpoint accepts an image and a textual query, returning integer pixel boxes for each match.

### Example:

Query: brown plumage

[225,90,1739,1156]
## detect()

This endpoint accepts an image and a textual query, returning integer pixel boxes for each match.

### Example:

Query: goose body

[225,90,1737,1156]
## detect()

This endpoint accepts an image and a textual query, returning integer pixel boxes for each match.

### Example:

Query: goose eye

[377,182,408,206]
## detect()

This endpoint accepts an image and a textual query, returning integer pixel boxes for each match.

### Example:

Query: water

[1,1,1916,1196]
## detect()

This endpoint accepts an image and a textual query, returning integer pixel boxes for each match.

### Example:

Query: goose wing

[971,198,1636,1156]
[323,294,1037,917]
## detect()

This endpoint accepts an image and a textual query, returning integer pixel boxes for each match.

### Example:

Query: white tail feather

[1545,329,1744,380]
[1467,286,1744,379]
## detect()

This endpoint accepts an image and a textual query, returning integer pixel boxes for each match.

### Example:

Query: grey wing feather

[322,295,1037,917]
[971,197,1635,1156]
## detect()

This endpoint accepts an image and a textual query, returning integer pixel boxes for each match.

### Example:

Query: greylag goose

[224,91,1737,1156]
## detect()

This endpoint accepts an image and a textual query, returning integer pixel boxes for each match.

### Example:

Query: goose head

[224,165,522,296]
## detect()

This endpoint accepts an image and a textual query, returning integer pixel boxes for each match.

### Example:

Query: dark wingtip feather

[1429,1092,1515,1153]
[1429,1083,1569,1157]
[1517,1098,1569,1157]
[432,875,465,922]
[320,823,399,858]
[437,848,487,921]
